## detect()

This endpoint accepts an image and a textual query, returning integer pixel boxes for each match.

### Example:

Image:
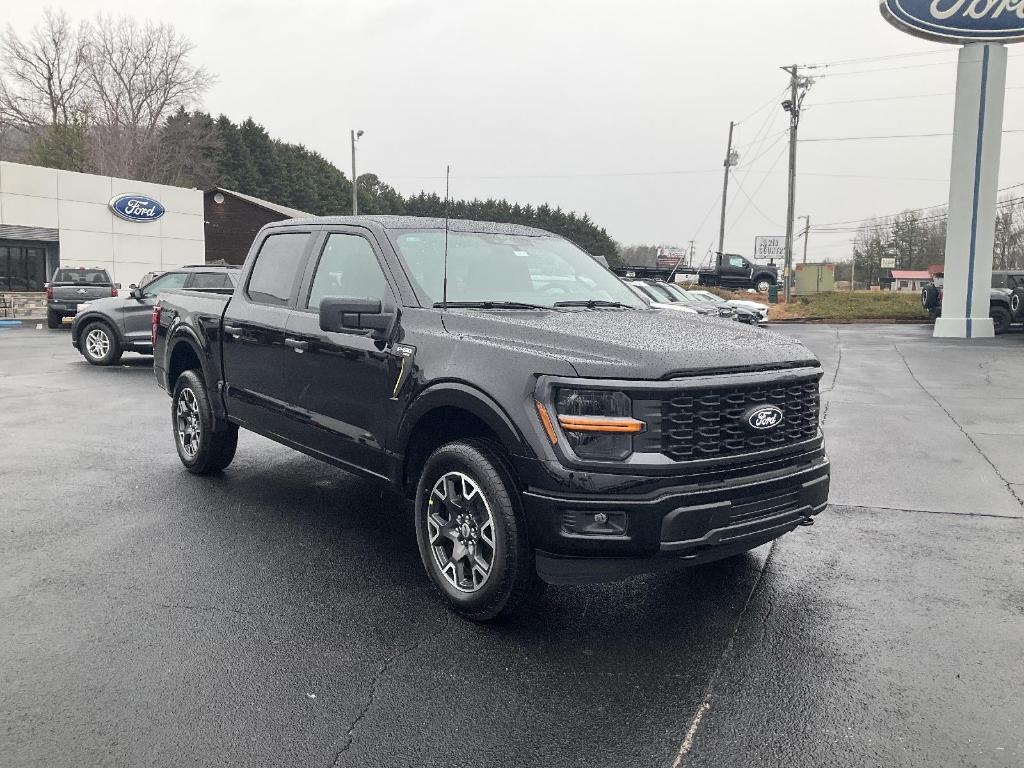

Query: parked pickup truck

[698,253,779,293]
[153,216,830,621]
[46,267,120,328]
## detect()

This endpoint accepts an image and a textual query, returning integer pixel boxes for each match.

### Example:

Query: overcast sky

[4,0,1024,261]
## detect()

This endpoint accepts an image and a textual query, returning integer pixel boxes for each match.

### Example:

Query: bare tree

[0,8,92,127]
[86,14,212,177]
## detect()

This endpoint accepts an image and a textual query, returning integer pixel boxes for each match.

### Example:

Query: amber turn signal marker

[557,415,645,434]
[535,401,558,445]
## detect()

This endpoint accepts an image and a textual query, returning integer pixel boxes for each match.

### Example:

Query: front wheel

[172,369,238,474]
[81,321,122,365]
[991,305,1012,335]
[414,440,543,621]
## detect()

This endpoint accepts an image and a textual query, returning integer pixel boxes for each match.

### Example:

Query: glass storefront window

[0,245,49,292]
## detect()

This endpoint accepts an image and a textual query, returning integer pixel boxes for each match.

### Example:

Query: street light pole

[351,129,364,216]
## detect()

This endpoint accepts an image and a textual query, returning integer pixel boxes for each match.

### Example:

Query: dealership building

[0,160,307,301]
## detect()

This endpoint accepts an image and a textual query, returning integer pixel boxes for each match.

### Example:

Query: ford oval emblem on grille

[745,405,784,431]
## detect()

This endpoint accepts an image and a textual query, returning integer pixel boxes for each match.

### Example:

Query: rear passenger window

[306,234,388,310]
[188,272,231,289]
[247,234,309,306]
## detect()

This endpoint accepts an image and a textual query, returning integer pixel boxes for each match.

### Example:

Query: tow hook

[798,516,815,527]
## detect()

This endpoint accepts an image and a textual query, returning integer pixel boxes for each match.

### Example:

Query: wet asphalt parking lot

[1,322,1022,768]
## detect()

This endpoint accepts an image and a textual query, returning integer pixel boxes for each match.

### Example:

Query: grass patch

[770,291,932,321]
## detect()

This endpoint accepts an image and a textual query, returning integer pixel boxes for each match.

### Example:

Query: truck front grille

[660,378,820,462]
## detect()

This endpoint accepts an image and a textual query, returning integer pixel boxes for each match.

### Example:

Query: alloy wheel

[426,471,497,593]
[176,388,201,460]
[85,328,110,360]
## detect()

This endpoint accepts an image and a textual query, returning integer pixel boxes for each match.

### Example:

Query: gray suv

[71,266,239,365]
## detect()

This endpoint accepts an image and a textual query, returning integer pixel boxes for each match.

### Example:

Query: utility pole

[781,66,811,302]
[718,121,739,257]
[350,129,364,215]
[688,240,695,268]
[800,215,811,263]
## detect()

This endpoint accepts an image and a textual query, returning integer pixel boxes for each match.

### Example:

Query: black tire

[47,310,62,329]
[171,369,239,474]
[1011,288,1024,320]
[991,305,1012,335]
[80,321,122,366]
[921,284,940,311]
[414,439,543,621]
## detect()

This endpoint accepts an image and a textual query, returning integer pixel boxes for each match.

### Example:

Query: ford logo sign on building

[109,194,166,223]
[745,405,784,431]
[880,1,1024,44]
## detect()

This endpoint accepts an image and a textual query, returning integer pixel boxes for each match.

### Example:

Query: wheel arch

[397,383,529,497]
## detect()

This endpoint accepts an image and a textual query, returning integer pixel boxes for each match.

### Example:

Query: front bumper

[517,448,829,584]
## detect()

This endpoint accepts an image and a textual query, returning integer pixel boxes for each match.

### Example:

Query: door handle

[223,324,242,336]
[285,338,310,353]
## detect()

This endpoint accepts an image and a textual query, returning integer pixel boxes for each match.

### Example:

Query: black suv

[154,216,830,620]
[922,270,1024,334]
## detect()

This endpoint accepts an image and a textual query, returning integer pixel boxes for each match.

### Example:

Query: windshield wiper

[553,300,633,309]
[433,301,553,311]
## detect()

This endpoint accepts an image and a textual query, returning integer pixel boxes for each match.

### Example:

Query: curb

[769,317,935,325]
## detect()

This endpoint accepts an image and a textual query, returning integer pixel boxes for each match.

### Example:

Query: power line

[801,129,1024,143]
[811,188,1024,232]
[800,50,953,69]
[729,169,780,227]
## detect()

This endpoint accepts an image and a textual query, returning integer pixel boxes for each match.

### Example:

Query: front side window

[307,234,388,310]
[247,233,309,306]
[391,231,643,309]
[142,272,188,298]
[728,256,746,270]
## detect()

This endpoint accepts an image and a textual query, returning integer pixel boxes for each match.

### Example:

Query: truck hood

[441,308,817,379]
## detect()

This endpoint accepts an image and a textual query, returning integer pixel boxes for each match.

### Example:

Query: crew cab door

[720,254,752,288]
[282,229,401,480]
[221,230,314,440]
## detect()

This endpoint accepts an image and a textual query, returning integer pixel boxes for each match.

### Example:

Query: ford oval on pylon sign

[109,194,166,223]
[880,0,1024,44]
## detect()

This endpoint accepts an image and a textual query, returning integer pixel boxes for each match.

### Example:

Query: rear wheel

[47,310,62,329]
[754,278,773,294]
[81,321,122,365]
[991,305,1012,335]
[414,440,543,621]
[172,369,238,474]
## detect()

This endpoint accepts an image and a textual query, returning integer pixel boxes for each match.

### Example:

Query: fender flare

[73,311,123,346]
[395,381,528,458]
[751,272,777,286]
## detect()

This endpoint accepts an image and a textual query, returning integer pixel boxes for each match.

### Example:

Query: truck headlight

[553,389,645,461]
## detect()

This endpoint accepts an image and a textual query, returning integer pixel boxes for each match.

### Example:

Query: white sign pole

[934,43,1007,339]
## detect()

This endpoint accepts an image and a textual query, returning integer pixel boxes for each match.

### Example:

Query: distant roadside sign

[880,257,897,269]
[754,236,787,261]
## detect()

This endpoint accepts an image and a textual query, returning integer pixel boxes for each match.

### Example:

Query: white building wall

[0,161,204,289]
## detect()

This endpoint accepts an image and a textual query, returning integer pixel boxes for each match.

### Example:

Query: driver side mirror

[131,287,144,300]
[129,284,138,290]
[319,296,397,341]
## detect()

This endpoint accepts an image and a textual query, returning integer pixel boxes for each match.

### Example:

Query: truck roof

[271,215,553,238]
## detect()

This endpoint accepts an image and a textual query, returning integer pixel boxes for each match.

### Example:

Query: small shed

[890,270,932,293]
[793,263,836,296]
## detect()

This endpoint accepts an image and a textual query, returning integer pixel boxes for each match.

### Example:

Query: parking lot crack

[820,326,843,394]
[670,542,777,767]
[329,609,452,768]
[895,344,1024,509]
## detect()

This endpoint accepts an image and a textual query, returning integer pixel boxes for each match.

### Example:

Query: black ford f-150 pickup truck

[153,216,829,621]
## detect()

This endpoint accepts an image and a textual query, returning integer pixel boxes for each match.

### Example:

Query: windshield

[54,269,111,284]
[642,282,684,303]
[687,289,724,304]
[391,231,645,309]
